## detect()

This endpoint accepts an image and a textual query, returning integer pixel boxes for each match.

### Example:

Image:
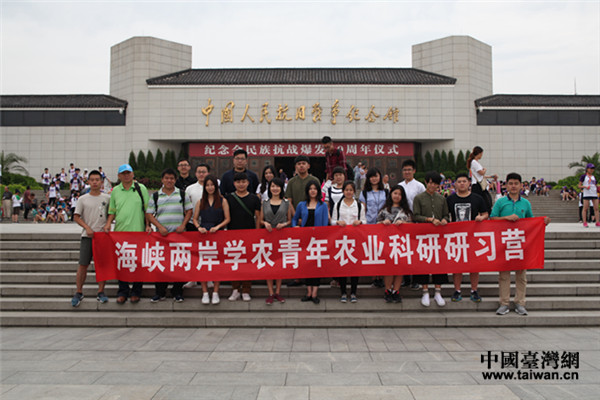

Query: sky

[1,0,599,96]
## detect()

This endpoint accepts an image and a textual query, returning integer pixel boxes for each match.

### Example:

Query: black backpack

[335,198,362,220]
[152,189,186,215]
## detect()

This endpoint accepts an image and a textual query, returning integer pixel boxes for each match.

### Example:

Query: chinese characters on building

[200,99,400,127]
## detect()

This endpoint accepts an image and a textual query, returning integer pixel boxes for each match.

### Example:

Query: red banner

[93,218,546,282]
[189,142,414,158]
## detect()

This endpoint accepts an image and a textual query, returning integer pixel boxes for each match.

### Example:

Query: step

[1,310,598,328]
[0,241,80,250]
[2,283,600,298]
[2,296,599,313]
[545,240,600,249]
[0,250,79,261]
[2,258,598,273]
[2,270,598,285]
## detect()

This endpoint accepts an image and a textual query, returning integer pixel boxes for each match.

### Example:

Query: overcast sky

[1,0,599,95]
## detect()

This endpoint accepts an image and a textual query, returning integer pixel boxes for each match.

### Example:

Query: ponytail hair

[467,146,483,170]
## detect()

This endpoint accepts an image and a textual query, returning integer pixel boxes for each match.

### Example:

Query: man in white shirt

[185,163,210,210]
[399,159,425,211]
[399,159,425,289]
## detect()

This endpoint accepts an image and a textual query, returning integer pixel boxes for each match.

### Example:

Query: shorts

[79,237,93,266]
[582,196,598,201]
[13,207,20,215]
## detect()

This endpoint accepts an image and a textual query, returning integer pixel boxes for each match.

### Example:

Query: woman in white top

[256,165,278,202]
[467,146,495,212]
[578,163,599,227]
[331,181,366,303]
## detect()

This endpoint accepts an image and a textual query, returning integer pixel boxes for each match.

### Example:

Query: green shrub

[1,184,27,194]
[554,176,580,190]
[442,171,456,180]
[1,172,43,189]
[414,171,426,184]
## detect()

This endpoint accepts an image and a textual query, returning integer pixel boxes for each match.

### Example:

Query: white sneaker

[183,281,197,289]
[434,292,446,307]
[228,289,240,301]
[421,292,430,307]
[201,292,210,305]
[207,281,214,288]
[212,292,220,305]
[242,293,251,302]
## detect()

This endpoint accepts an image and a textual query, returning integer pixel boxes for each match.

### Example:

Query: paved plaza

[0,326,598,399]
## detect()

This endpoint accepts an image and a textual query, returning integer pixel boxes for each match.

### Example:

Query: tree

[569,152,600,180]
[424,151,434,172]
[433,150,441,171]
[164,149,176,170]
[456,150,466,172]
[155,149,164,171]
[440,150,448,172]
[0,151,28,176]
[415,152,424,173]
[128,151,137,170]
[136,150,146,172]
[177,147,186,164]
[448,150,456,172]
[146,150,155,172]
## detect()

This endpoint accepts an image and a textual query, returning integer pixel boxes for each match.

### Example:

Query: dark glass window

[538,111,559,125]
[477,109,599,126]
[0,110,125,126]
[517,111,537,125]
[578,111,599,125]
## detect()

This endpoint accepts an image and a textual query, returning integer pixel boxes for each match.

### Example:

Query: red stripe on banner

[93,218,546,282]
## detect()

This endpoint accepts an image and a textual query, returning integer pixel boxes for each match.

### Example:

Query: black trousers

[339,277,358,295]
[117,281,143,297]
[155,282,185,297]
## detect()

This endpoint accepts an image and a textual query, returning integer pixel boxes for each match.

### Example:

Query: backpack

[133,182,146,214]
[335,198,362,221]
[152,188,186,216]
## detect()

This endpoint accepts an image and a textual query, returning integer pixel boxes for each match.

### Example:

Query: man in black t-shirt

[446,173,489,303]
[175,159,197,190]
[226,172,260,302]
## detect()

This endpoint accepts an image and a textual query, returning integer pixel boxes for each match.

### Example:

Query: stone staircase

[526,189,579,223]
[1,230,599,328]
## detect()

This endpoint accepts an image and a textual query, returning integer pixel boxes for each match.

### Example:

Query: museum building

[1,35,598,182]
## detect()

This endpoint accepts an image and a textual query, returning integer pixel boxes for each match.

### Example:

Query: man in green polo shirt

[491,172,551,316]
[284,155,320,210]
[103,164,149,304]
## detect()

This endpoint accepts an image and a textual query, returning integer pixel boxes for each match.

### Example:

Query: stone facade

[1,35,598,183]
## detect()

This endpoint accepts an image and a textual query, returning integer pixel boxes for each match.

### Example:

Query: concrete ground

[0,327,598,400]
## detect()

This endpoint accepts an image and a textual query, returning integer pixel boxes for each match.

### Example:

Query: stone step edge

[1,310,599,328]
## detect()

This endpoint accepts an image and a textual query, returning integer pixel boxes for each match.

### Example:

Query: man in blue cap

[103,164,149,304]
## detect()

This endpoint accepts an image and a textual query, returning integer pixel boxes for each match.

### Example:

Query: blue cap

[118,164,133,174]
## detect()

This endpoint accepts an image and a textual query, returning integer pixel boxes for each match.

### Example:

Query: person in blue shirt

[491,172,550,316]
[292,181,329,304]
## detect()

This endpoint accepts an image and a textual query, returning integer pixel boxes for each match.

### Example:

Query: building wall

[2,35,598,182]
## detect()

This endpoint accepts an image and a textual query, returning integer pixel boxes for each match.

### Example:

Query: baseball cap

[118,164,133,173]
[586,163,595,169]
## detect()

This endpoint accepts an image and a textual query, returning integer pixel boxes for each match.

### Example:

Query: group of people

[71,141,553,317]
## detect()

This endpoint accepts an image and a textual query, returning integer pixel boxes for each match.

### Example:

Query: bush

[414,171,426,184]
[554,176,580,190]
[1,172,43,189]
[135,177,161,190]
[1,184,27,194]
[442,171,456,180]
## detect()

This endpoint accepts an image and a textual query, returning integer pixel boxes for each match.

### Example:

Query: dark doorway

[274,157,327,182]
